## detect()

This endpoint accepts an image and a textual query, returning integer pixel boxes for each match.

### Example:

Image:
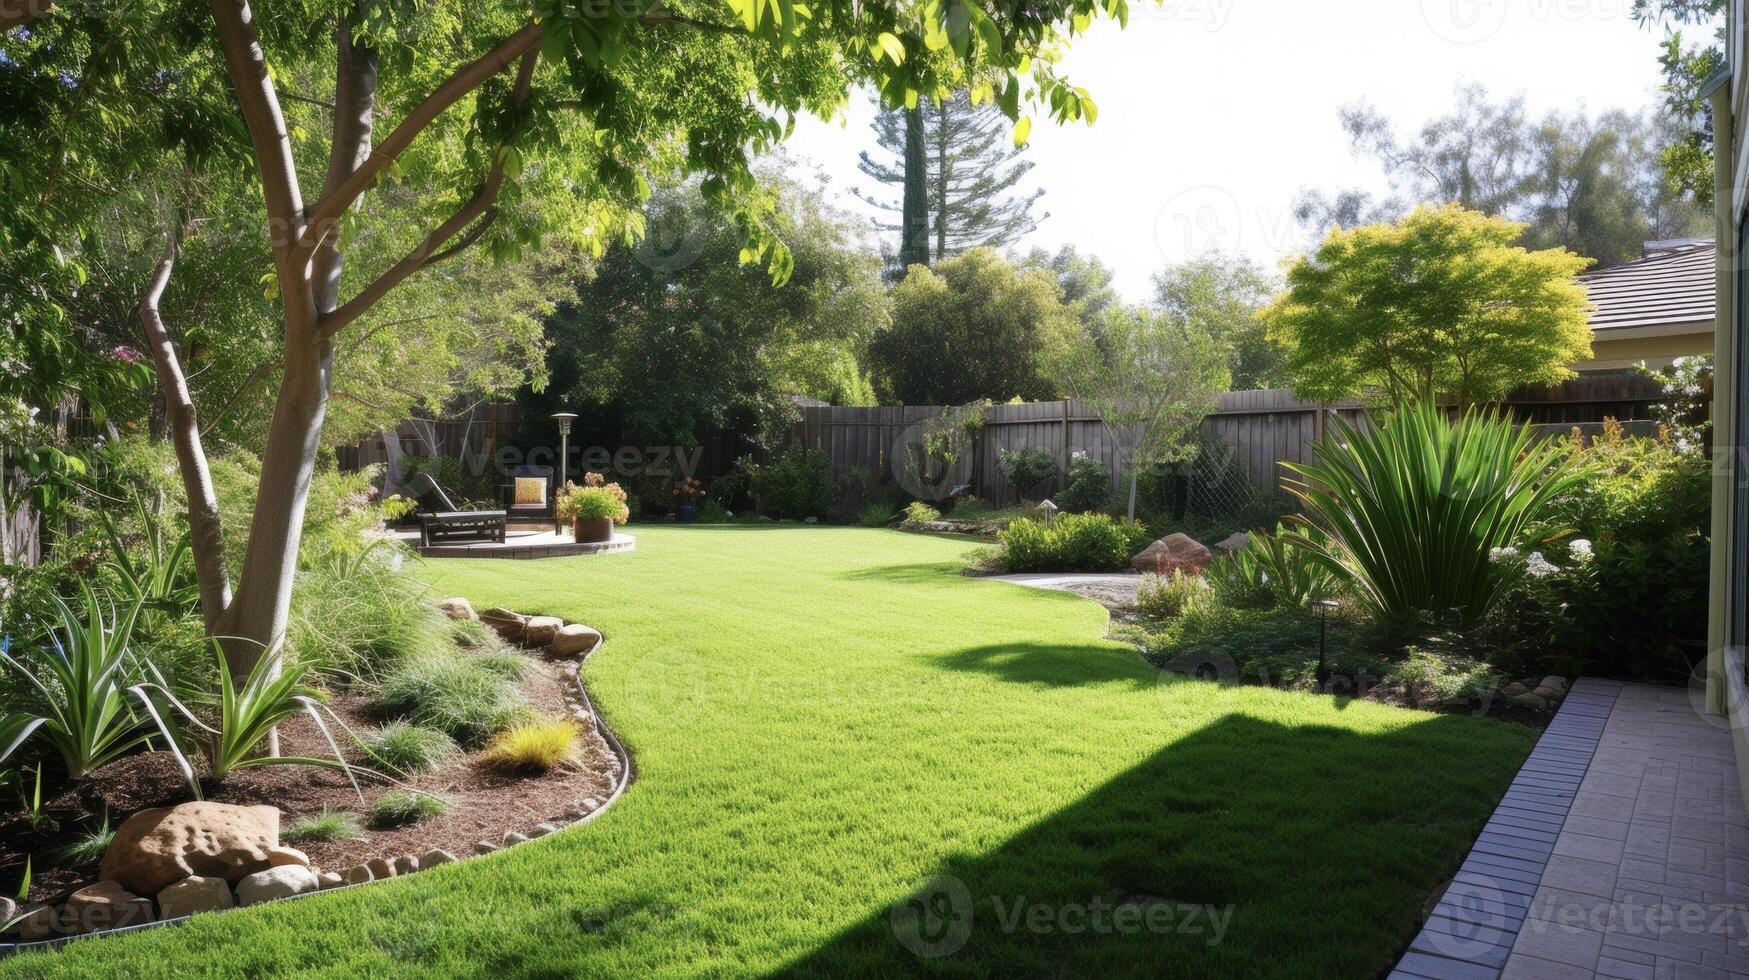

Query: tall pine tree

[855,91,1045,275]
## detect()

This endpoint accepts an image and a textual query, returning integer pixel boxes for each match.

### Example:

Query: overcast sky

[780,0,1680,302]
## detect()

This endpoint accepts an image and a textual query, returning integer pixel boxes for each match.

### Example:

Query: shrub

[858,503,896,528]
[696,499,734,523]
[284,809,364,843]
[1206,551,1276,610]
[902,501,941,526]
[995,513,1137,572]
[51,814,116,867]
[364,722,458,774]
[1209,524,1342,611]
[1375,649,1500,710]
[826,466,890,525]
[287,543,455,682]
[750,447,832,519]
[1056,455,1111,513]
[556,482,630,524]
[369,652,528,747]
[997,447,1056,500]
[1136,600,1381,688]
[370,790,451,828]
[472,650,529,681]
[483,717,580,772]
[1283,400,1581,629]
[1136,571,1209,622]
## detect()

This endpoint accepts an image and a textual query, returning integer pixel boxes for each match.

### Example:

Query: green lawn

[5,526,1535,977]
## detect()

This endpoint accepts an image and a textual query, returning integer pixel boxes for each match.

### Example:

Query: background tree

[869,248,1075,405]
[1633,0,1724,205]
[4,0,1119,676]
[545,173,885,449]
[1023,244,1118,328]
[1266,204,1594,407]
[1044,306,1230,520]
[1150,252,1282,390]
[1294,84,1707,267]
[856,90,1046,272]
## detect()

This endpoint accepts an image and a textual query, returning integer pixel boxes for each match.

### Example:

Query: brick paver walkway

[1391,678,1749,980]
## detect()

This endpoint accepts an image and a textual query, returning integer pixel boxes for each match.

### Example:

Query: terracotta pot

[573,516,614,543]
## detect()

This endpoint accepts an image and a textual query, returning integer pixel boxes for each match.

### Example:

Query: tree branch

[317,50,538,340]
[292,22,541,267]
[199,359,275,437]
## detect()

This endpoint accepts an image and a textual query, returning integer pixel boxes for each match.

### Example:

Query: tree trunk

[139,225,234,630]
[899,104,929,270]
[1126,463,1139,523]
[933,98,948,261]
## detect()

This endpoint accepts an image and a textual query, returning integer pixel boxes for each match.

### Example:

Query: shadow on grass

[836,562,975,586]
[928,641,1157,690]
[772,712,1520,978]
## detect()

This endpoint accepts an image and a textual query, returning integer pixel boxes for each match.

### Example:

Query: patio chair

[402,473,507,547]
[500,464,555,526]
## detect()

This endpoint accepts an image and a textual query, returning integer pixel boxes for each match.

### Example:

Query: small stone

[265,845,310,868]
[584,797,602,808]
[156,875,235,919]
[437,597,477,621]
[803,516,818,524]
[344,864,374,885]
[365,857,396,881]
[523,615,564,647]
[317,871,344,889]
[392,854,420,876]
[473,841,500,856]
[419,849,457,868]
[62,880,154,934]
[479,607,528,642]
[235,865,320,906]
[502,831,530,846]
[16,904,55,940]
[564,807,589,821]
[1507,691,1547,709]
[528,822,560,838]
[549,624,603,657]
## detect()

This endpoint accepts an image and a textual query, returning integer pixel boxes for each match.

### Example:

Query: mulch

[0,648,621,906]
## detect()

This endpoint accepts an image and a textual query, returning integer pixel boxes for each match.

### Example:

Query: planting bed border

[0,629,636,957]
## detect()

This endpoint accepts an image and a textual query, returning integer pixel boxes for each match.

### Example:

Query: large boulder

[480,607,528,642]
[156,875,235,919]
[523,615,564,647]
[548,624,602,657]
[100,802,282,896]
[235,865,320,906]
[1131,533,1214,575]
[61,881,154,934]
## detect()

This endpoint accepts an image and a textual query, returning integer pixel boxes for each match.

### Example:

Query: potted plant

[672,478,706,522]
[556,476,630,543]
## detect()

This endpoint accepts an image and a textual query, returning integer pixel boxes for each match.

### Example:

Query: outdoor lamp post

[1312,598,1338,690]
[1037,499,1058,525]
[552,412,577,534]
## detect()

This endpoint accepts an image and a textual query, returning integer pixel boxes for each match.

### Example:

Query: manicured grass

[5,527,1535,977]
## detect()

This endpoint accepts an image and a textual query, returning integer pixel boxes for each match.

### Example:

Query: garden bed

[0,645,622,909]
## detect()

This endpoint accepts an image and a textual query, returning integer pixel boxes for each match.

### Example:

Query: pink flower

[110,345,144,364]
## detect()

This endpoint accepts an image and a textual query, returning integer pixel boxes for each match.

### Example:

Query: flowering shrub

[671,478,706,502]
[557,477,630,525]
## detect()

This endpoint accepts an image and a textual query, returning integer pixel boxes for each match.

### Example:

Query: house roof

[1578,240,1714,333]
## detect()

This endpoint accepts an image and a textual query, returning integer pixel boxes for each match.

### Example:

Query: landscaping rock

[317,871,344,889]
[265,845,310,868]
[16,904,56,940]
[529,822,560,838]
[1214,531,1250,554]
[1535,676,1570,697]
[502,831,530,846]
[474,841,500,856]
[62,880,154,934]
[1503,681,1530,696]
[236,865,320,906]
[392,854,420,876]
[549,624,602,657]
[437,597,477,621]
[100,801,282,896]
[156,876,235,919]
[0,897,14,928]
[419,849,457,868]
[366,857,396,880]
[1507,691,1547,709]
[344,864,374,885]
[480,607,528,642]
[1130,533,1214,575]
[523,615,564,647]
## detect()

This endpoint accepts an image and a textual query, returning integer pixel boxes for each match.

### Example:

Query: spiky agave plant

[1281,400,1583,629]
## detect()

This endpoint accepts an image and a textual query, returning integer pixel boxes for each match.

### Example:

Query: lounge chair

[402,474,507,547]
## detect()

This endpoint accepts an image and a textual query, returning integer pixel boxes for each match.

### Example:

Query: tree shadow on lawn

[928,641,1159,690]
[836,562,982,587]
[772,711,1520,978]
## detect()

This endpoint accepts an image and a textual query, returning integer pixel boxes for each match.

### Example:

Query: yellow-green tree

[1266,204,1594,407]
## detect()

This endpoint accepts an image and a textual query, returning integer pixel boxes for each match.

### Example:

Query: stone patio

[1392,677,1749,980]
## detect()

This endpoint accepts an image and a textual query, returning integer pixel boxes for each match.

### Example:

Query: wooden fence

[793,372,1669,506]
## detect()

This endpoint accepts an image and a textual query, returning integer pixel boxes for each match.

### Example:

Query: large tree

[855,88,1046,272]
[1043,305,1230,520]
[1150,251,1282,390]
[1294,84,1708,267]
[1266,204,1594,407]
[3,0,1119,678]
[869,247,1075,404]
[1633,0,1724,205]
